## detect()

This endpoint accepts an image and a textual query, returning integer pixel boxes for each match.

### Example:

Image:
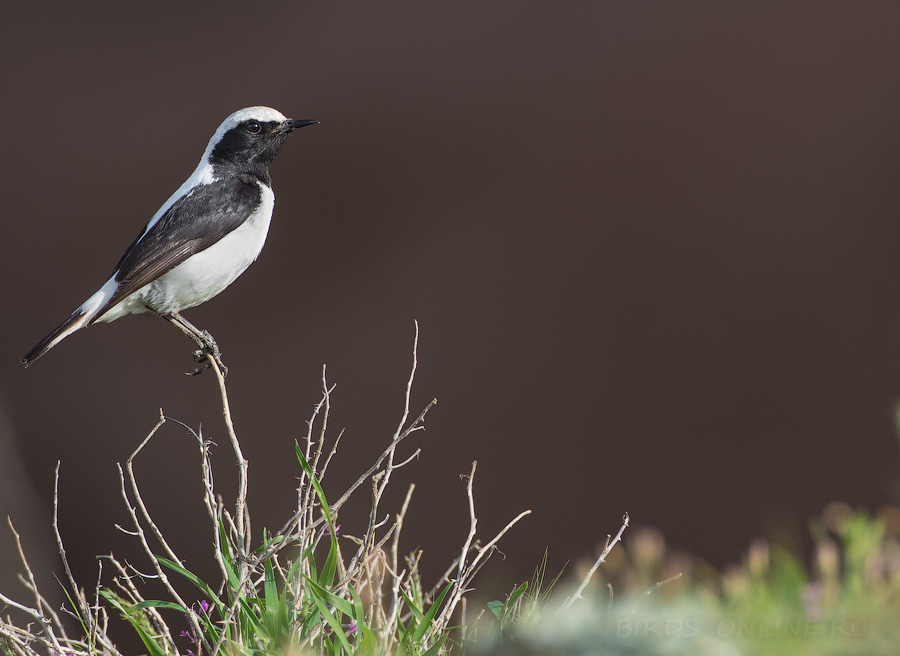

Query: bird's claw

[185,345,228,378]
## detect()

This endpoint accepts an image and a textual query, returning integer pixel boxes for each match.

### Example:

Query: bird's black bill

[283,118,319,132]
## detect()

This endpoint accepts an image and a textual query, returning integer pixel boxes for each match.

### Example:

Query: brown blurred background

[3,1,900,610]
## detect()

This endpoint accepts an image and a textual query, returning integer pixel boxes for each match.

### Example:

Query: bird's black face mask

[210,119,288,172]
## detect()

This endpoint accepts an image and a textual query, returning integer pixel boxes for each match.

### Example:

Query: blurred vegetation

[473,502,900,655]
[4,355,900,655]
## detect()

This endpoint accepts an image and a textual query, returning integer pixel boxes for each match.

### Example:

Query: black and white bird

[21,106,317,375]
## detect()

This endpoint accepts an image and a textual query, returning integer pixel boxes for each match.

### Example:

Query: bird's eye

[245,121,261,134]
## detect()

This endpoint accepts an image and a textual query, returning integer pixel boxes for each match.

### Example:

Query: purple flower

[181,622,199,645]
[348,619,357,635]
[327,524,341,537]
[181,600,210,648]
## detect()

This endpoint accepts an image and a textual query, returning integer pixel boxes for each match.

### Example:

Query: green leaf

[396,612,409,644]
[295,442,334,523]
[399,588,422,639]
[217,520,242,593]
[422,632,449,656]
[156,555,227,620]
[239,594,269,637]
[419,582,453,643]
[307,582,354,654]
[348,584,369,629]
[346,585,377,655]
[101,591,169,656]
[486,600,504,619]
[295,441,341,592]
[132,623,169,656]
[130,600,186,613]
[305,576,354,617]
[403,581,452,645]
[321,535,339,588]
[498,581,528,631]
[507,581,528,607]
[61,581,91,638]
[263,557,282,640]
[356,625,378,656]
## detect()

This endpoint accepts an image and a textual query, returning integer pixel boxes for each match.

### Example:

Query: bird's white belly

[101,184,274,320]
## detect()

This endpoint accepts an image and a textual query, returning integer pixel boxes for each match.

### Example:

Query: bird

[21,106,317,376]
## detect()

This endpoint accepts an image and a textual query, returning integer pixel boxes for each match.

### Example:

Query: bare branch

[1,323,549,656]
[116,460,203,654]
[124,412,181,564]
[431,461,532,637]
[560,512,630,612]
[329,397,437,517]
[209,357,251,561]
[52,463,95,643]
[6,518,67,643]
[630,572,683,613]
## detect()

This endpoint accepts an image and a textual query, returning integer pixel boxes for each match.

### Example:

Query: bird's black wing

[102,175,263,312]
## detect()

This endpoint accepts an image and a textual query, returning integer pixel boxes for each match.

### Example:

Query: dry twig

[0,324,537,656]
[559,512,630,612]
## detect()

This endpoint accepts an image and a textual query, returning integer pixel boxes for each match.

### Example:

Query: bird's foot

[199,330,219,351]
[187,344,228,378]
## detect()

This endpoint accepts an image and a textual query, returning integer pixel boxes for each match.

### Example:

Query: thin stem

[559,513,630,612]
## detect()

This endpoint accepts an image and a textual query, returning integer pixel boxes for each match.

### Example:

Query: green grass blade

[263,557,279,637]
[348,585,376,655]
[217,520,241,593]
[507,581,528,608]
[307,582,354,654]
[237,594,270,644]
[295,442,334,524]
[132,623,169,656]
[130,600,186,613]
[57,579,91,645]
[417,581,453,642]
[320,533,339,588]
[156,555,226,618]
[101,591,169,656]
[348,584,369,630]
[399,587,425,631]
[422,632,449,656]
[356,625,377,656]
[405,581,453,644]
[499,581,528,631]
[427,582,453,621]
[305,576,354,617]
[295,441,341,589]
[261,556,293,648]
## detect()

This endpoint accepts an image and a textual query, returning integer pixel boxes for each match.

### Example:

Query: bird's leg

[162,312,228,377]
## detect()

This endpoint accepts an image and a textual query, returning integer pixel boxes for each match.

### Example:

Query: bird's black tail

[22,278,118,367]
[21,310,92,367]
